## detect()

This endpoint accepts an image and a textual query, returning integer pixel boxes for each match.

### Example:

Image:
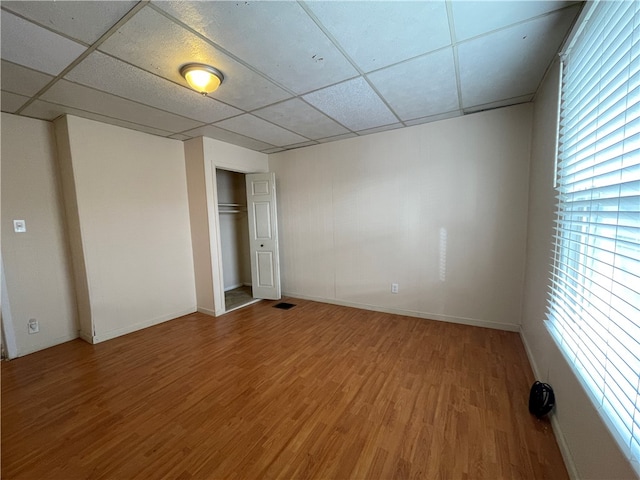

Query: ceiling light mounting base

[180,63,224,95]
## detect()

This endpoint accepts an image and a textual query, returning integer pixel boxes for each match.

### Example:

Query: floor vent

[273,302,296,310]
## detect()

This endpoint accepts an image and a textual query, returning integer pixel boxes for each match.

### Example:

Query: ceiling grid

[0,0,583,153]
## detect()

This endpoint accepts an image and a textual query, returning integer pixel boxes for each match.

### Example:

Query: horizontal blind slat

[549,0,640,470]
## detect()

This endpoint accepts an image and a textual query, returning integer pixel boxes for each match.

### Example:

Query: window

[546,0,640,471]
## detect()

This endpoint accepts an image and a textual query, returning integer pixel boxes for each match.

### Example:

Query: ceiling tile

[0,1,583,154]
[21,100,175,137]
[306,1,451,72]
[66,51,241,124]
[40,80,203,133]
[215,114,308,147]
[1,1,138,44]
[1,60,53,96]
[20,100,79,121]
[1,91,30,113]
[452,1,579,41]
[0,11,86,75]
[303,77,398,131]
[98,6,291,111]
[367,48,459,121]
[458,5,580,109]
[181,124,275,152]
[253,99,349,140]
[155,1,358,94]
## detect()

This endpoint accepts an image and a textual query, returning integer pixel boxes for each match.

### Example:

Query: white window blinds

[546,0,640,470]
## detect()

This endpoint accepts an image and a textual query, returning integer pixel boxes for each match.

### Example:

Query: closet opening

[216,168,260,312]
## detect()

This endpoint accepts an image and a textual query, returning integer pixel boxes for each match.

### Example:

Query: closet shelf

[219,202,247,214]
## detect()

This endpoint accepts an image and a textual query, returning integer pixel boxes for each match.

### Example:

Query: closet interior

[216,169,257,312]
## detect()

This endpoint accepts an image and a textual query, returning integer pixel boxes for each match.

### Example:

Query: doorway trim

[201,143,269,316]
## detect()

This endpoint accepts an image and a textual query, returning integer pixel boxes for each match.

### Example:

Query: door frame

[204,160,268,316]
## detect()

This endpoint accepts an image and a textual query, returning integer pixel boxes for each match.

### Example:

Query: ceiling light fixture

[180,63,224,95]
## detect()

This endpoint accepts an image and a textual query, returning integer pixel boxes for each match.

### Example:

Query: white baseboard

[223,283,252,292]
[17,332,80,357]
[519,330,579,480]
[89,307,197,344]
[197,307,216,317]
[79,330,93,344]
[282,292,520,332]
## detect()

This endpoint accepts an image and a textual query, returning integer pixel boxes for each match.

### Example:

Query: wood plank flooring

[1,298,568,479]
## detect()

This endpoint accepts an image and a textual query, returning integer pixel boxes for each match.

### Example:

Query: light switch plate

[13,219,26,233]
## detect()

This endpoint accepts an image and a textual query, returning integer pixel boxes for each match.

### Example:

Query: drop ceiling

[0,0,582,153]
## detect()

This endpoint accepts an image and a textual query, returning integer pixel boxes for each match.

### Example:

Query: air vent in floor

[273,302,296,310]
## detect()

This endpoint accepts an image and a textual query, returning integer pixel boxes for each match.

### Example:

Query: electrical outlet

[13,219,26,233]
[391,283,399,294]
[28,319,39,334]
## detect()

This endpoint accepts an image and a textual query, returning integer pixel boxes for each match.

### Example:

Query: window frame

[545,0,640,474]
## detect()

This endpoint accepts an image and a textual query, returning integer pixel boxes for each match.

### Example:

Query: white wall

[1,113,78,356]
[216,169,251,291]
[55,115,196,343]
[521,60,637,479]
[269,104,532,331]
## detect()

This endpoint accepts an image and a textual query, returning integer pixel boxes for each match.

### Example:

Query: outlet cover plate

[13,219,26,233]
[28,319,39,334]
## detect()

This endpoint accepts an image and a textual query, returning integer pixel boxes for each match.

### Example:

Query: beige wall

[216,169,251,291]
[269,104,532,330]
[521,60,637,479]
[55,115,196,343]
[1,113,78,356]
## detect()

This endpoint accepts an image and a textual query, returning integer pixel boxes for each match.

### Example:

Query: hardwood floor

[1,298,568,479]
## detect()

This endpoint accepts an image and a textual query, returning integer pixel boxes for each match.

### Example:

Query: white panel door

[246,173,281,300]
